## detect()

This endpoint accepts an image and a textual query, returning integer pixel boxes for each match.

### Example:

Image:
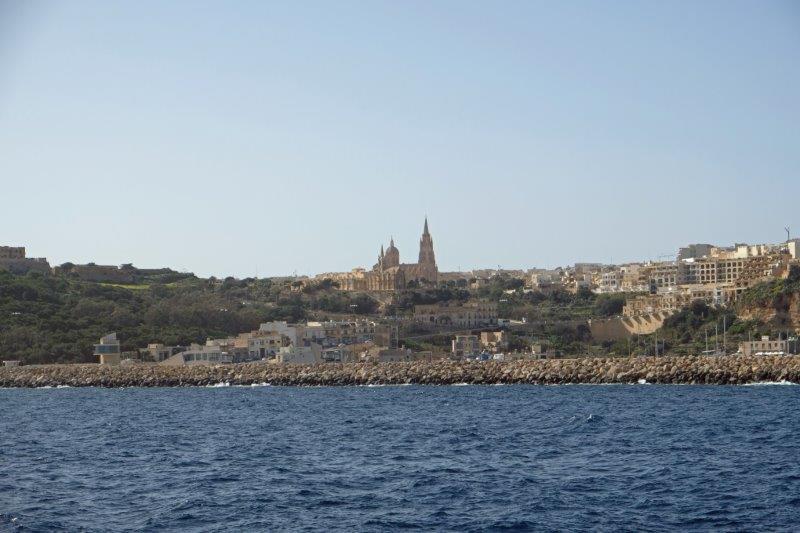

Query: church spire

[418,216,436,268]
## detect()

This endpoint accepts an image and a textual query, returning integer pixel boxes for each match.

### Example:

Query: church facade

[327,218,439,292]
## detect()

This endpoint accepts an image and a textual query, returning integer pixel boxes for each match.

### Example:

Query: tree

[595,294,625,317]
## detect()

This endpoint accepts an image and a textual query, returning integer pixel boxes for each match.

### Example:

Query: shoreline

[2,356,800,388]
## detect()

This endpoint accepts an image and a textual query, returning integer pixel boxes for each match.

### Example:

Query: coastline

[1,355,799,388]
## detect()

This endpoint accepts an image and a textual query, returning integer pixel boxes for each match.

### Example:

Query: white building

[738,336,789,356]
[161,344,232,365]
[259,321,301,345]
[275,345,321,364]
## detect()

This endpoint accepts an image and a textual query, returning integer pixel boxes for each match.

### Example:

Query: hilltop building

[319,218,438,291]
[0,246,51,275]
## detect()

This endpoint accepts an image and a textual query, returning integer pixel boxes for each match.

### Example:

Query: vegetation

[3,265,797,364]
[0,272,380,364]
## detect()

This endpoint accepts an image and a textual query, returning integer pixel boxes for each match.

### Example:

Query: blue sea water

[1,384,799,532]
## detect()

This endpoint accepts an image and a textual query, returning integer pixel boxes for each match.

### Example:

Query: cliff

[738,291,800,330]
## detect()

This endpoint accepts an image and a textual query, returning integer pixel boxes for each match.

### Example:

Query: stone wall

[0,258,51,275]
[589,312,673,342]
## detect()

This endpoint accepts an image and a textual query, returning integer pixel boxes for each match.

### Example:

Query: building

[738,336,789,356]
[247,330,288,359]
[574,263,604,276]
[3,360,20,367]
[452,335,481,358]
[678,244,714,261]
[374,323,400,349]
[596,269,623,293]
[274,345,321,364]
[256,320,388,349]
[58,264,136,283]
[321,218,438,291]
[0,246,51,275]
[95,333,121,365]
[259,321,301,346]
[0,247,25,259]
[321,347,349,363]
[528,269,563,290]
[414,301,498,329]
[204,336,251,362]
[480,331,509,353]
[678,253,790,288]
[160,343,232,366]
[138,343,186,363]
[315,320,376,346]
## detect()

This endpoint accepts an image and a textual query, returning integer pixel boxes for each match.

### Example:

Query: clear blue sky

[1,1,798,278]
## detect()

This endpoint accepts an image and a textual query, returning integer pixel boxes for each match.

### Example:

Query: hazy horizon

[2,1,798,278]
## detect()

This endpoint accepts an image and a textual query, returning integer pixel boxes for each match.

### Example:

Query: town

[1,218,799,368]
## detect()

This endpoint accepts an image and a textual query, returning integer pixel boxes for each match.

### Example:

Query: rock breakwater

[2,356,800,388]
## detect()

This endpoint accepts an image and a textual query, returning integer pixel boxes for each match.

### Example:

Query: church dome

[383,238,400,267]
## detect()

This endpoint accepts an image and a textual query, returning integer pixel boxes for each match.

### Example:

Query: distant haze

[1,1,798,278]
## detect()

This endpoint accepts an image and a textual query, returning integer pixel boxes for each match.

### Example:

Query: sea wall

[1,356,799,387]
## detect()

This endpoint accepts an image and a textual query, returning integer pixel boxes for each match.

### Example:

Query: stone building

[480,330,509,353]
[323,218,438,291]
[414,301,498,329]
[0,246,51,275]
[0,246,25,259]
[452,335,481,358]
[57,264,136,283]
[738,336,789,356]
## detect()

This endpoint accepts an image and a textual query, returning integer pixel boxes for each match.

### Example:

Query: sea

[1,384,799,532]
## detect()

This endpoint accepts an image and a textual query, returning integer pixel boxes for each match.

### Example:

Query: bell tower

[418,217,436,270]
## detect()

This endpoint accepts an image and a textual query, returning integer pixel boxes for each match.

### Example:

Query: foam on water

[742,380,797,386]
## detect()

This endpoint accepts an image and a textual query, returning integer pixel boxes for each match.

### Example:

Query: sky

[1,1,798,278]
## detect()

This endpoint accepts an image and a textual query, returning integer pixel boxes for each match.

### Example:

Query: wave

[742,380,796,386]
[206,382,230,388]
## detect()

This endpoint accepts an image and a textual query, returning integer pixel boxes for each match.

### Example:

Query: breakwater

[1,356,799,387]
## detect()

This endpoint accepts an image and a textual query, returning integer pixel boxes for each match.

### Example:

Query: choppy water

[1,385,799,532]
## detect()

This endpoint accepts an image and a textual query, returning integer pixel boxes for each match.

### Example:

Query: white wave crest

[742,380,796,386]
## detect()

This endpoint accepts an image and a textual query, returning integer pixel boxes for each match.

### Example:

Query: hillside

[5,267,796,364]
[0,271,379,364]
[0,269,635,364]
[736,265,800,329]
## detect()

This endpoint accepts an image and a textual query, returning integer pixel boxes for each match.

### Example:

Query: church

[330,218,439,291]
